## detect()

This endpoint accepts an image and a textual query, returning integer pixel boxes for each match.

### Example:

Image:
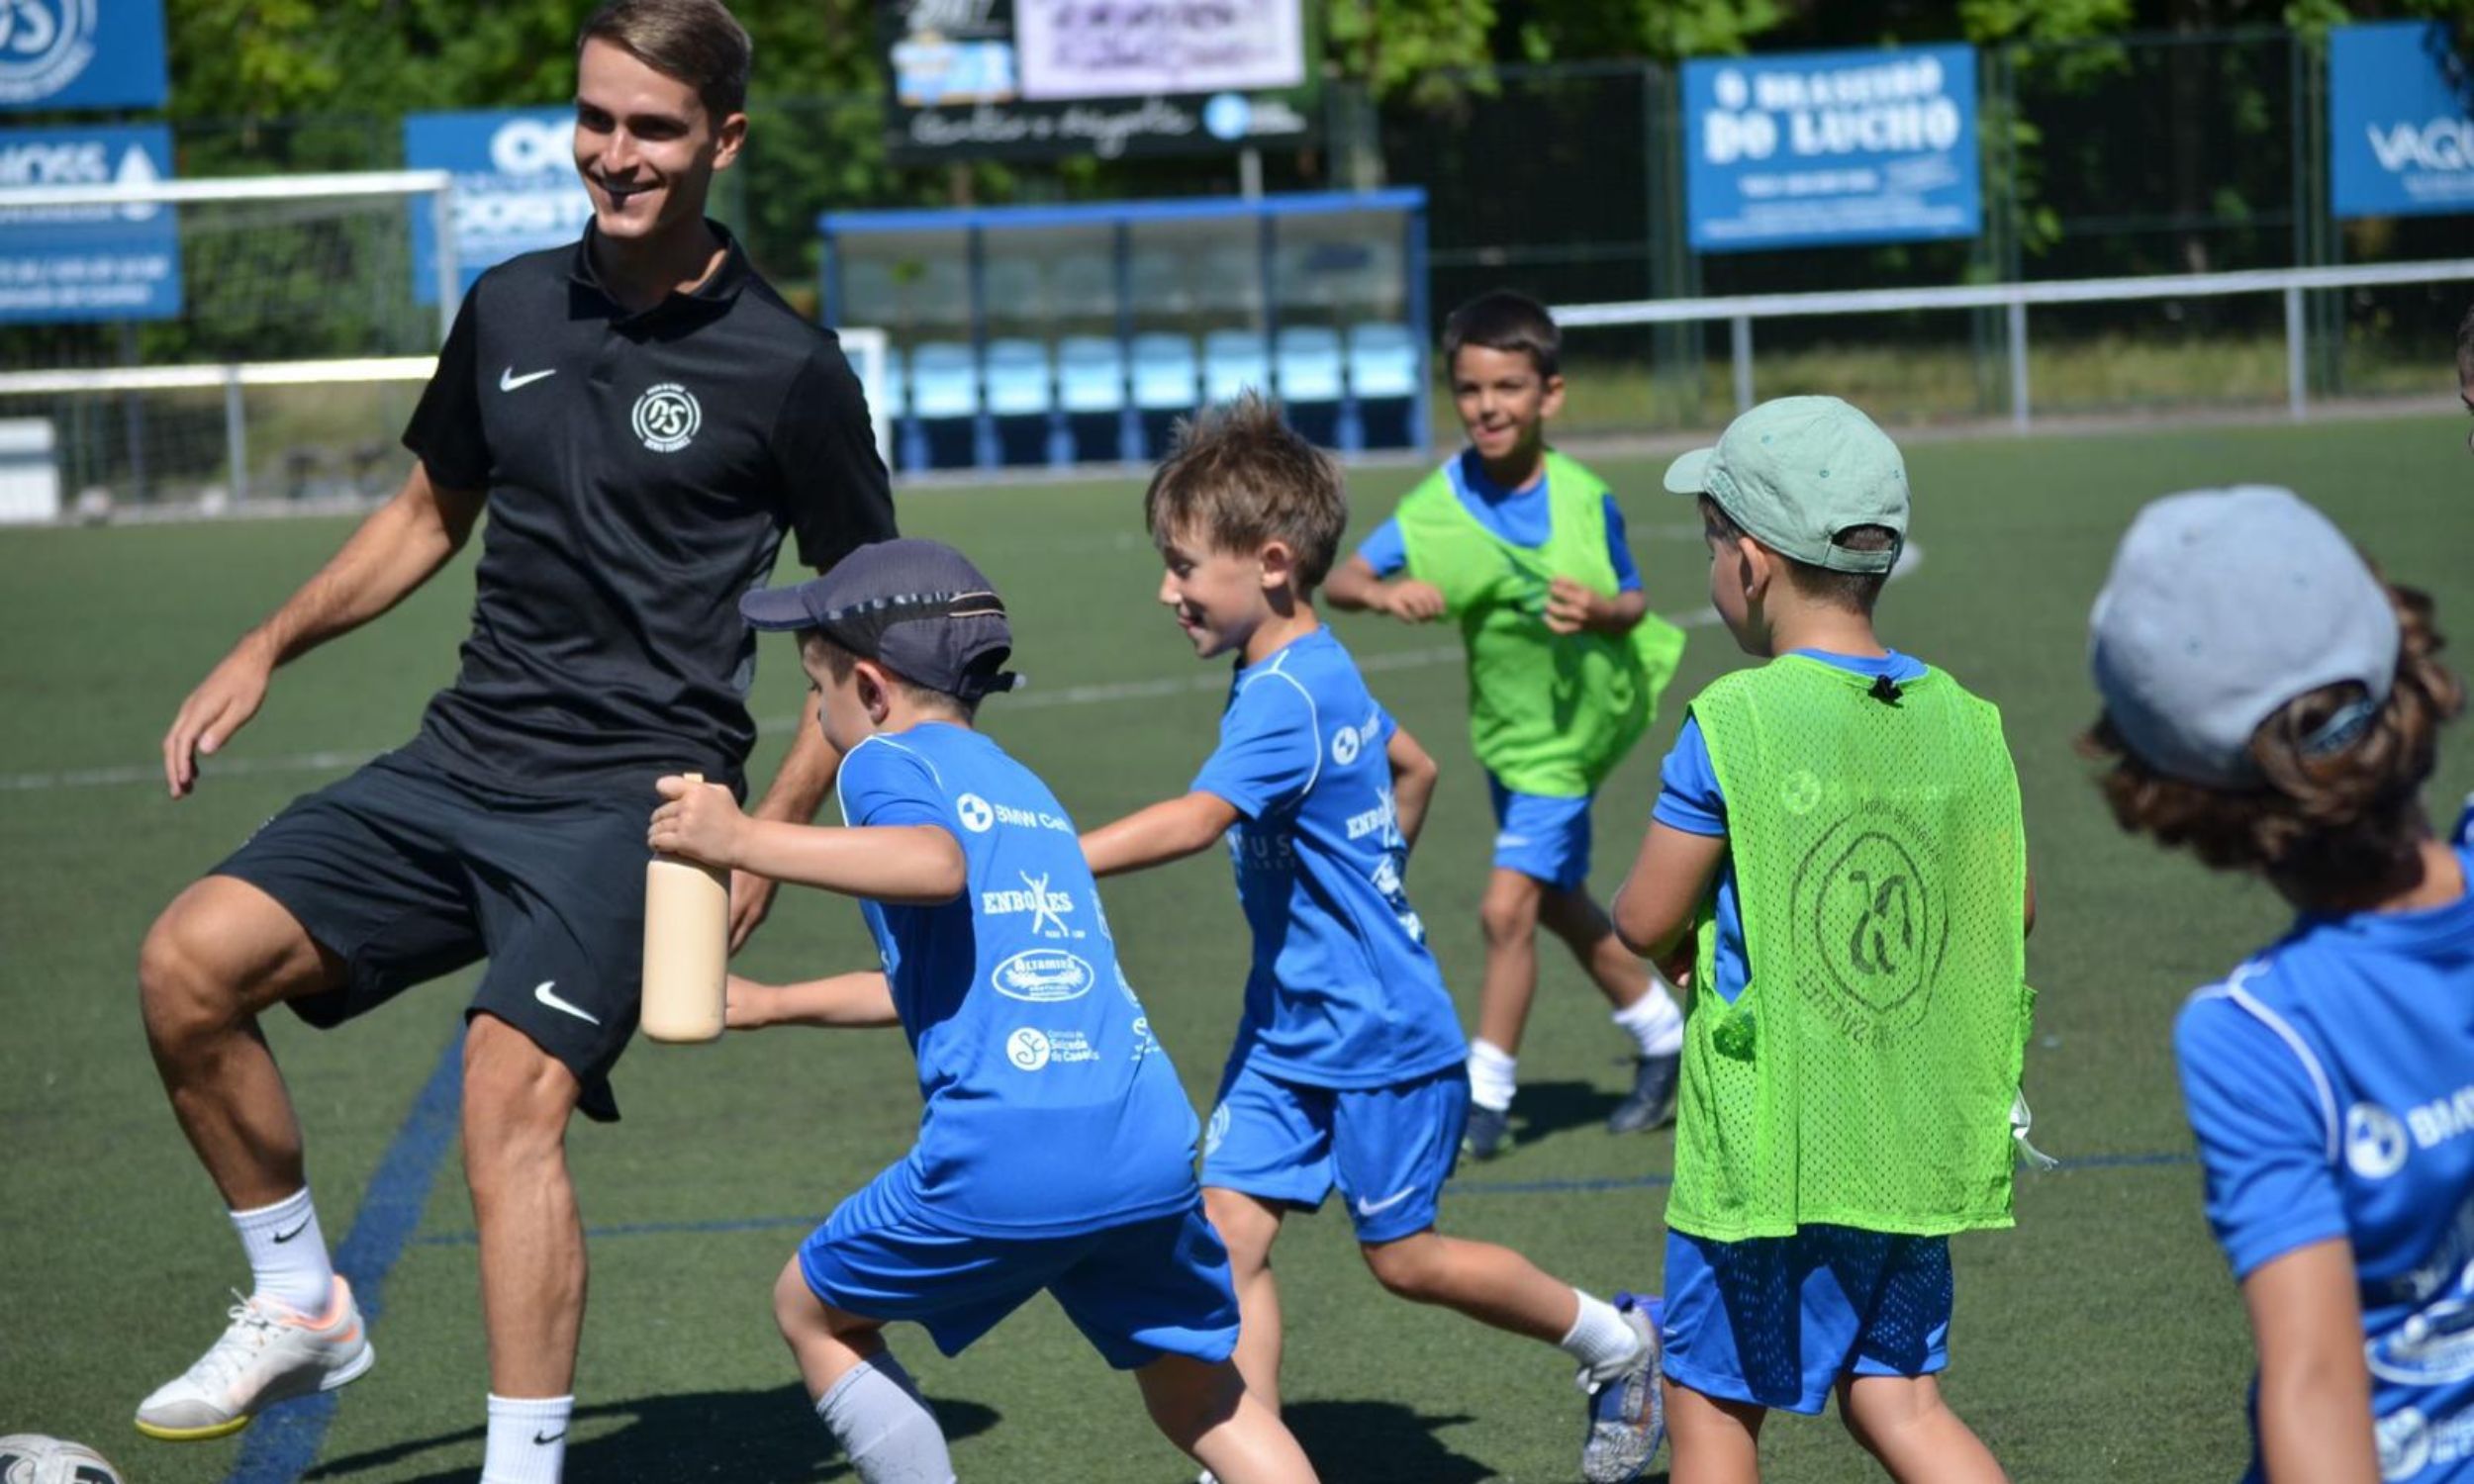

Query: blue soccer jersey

[1189,626,1467,1089]
[839,723,1201,1239]
[2173,842,2474,1483]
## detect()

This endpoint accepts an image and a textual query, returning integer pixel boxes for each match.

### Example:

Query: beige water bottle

[641,773,729,1043]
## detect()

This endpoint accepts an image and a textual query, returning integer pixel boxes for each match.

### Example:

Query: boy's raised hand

[1382,578,1448,623]
[650,775,748,868]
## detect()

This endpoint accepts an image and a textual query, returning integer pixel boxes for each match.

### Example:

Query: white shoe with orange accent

[135,1276,374,1440]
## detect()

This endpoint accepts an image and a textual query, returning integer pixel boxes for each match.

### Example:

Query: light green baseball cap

[1662,396,1910,574]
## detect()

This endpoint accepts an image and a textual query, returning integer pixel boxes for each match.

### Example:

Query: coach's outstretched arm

[160,461,483,797]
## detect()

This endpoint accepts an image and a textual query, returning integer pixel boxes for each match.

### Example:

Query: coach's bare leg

[462,1014,587,1397]
[1204,1187,1289,1415]
[140,875,343,1209]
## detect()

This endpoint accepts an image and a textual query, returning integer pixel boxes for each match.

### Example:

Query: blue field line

[405,1146,2198,1252]
[225,1028,466,1484]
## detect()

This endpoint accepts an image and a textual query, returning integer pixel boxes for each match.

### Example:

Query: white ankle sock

[1561,1289,1646,1387]
[1612,976,1685,1058]
[232,1188,334,1317]
[482,1393,573,1484]
[1468,1039,1518,1112]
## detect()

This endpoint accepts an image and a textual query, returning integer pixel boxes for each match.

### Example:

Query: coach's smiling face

[572,38,746,245]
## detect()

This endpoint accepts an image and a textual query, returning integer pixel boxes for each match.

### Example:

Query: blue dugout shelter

[817,190,1431,473]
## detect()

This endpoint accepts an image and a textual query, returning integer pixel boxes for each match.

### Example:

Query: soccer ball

[0,1437,124,1484]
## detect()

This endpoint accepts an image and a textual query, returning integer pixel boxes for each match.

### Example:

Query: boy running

[1083,396,1665,1484]
[1612,397,2033,1483]
[647,538,1316,1484]
[2086,487,2472,1484]
[1325,291,1687,1157]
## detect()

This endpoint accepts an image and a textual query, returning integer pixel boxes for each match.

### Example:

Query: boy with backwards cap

[1611,397,2035,1483]
[647,537,1317,1484]
[2084,487,2471,1484]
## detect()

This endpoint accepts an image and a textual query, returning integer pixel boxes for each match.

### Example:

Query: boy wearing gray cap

[1610,396,2033,1482]
[646,538,1317,1484]
[2085,487,2471,1484]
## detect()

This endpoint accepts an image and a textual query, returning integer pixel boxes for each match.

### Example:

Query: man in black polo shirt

[131,3,891,1476]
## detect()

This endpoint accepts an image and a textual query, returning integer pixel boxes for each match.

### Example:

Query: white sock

[1613,974,1685,1058]
[481,1393,573,1484]
[817,1353,954,1484]
[1468,1039,1518,1113]
[231,1188,334,1317]
[1562,1289,1646,1388]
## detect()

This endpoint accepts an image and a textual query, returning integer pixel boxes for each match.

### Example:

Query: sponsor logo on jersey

[2349,1100,2414,1181]
[982,869,1078,938]
[991,949,1095,1003]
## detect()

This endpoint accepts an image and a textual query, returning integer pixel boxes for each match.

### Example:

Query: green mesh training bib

[1394,451,1686,797]
[1666,656,2035,1242]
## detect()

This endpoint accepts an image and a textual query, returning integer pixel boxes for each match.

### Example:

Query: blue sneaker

[1579,1293,1664,1484]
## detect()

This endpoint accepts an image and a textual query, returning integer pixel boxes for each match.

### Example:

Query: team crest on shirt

[631,382,701,452]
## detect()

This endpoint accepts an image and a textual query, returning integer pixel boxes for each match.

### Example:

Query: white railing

[1557,257,2474,427]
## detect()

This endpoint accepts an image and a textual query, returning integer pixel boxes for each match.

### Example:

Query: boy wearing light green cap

[1608,396,2036,1482]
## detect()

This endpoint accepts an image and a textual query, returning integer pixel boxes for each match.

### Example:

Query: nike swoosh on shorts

[1356,1186,1418,1217]
[533,981,601,1026]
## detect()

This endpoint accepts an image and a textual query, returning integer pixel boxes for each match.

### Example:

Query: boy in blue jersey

[1611,397,2031,1484]
[1325,291,1686,1158]
[646,538,1317,1484]
[1082,395,1666,1484]
[2086,488,2474,1484]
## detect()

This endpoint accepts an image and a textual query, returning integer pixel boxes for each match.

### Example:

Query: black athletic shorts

[215,747,670,1122]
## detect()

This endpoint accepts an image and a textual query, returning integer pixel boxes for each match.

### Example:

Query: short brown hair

[1698,495,1895,615]
[2081,580,2463,910]
[1144,394,1349,592]
[577,0,752,119]
[1443,290,1561,380]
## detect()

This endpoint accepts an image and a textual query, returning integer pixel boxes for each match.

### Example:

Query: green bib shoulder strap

[1667,657,2036,1242]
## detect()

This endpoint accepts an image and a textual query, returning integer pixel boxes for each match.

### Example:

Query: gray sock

[815,1352,955,1484]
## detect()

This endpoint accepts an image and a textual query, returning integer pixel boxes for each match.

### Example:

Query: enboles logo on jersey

[631,383,702,452]
[991,949,1094,1003]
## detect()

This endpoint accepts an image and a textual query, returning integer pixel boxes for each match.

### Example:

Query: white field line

[4,543,1921,794]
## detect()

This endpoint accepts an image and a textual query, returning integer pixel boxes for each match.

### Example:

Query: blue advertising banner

[2330,21,2474,221]
[0,0,168,111]
[404,108,592,305]
[0,124,178,324]
[1682,44,1980,253]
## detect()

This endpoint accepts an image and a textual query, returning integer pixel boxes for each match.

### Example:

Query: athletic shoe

[1606,1051,1681,1135]
[1464,1103,1512,1160]
[1578,1293,1664,1484]
[135,1277,374,1440]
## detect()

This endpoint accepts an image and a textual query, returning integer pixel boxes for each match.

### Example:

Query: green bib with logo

[1666,656,2035,1242]
[1394,451,1686,797]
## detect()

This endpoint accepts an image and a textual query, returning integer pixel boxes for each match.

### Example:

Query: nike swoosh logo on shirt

[533,980,601,1026]
[499,366,557,392]
[272,1218,312,1244]
[1355,1186,1418,1217]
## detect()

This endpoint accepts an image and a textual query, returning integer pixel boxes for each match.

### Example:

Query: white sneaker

[135,1276,374,1440]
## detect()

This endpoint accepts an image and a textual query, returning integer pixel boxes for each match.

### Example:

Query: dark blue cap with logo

[740,538,1022,701]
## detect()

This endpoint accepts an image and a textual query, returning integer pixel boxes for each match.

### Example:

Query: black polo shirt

[400,221,895,790]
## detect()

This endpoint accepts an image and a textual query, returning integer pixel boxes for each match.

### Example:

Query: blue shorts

[798,1168,1240,1370]
[1202,1060,1468,1244]
[1487,774,1593,891]
[1661,1226,1952,1416]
